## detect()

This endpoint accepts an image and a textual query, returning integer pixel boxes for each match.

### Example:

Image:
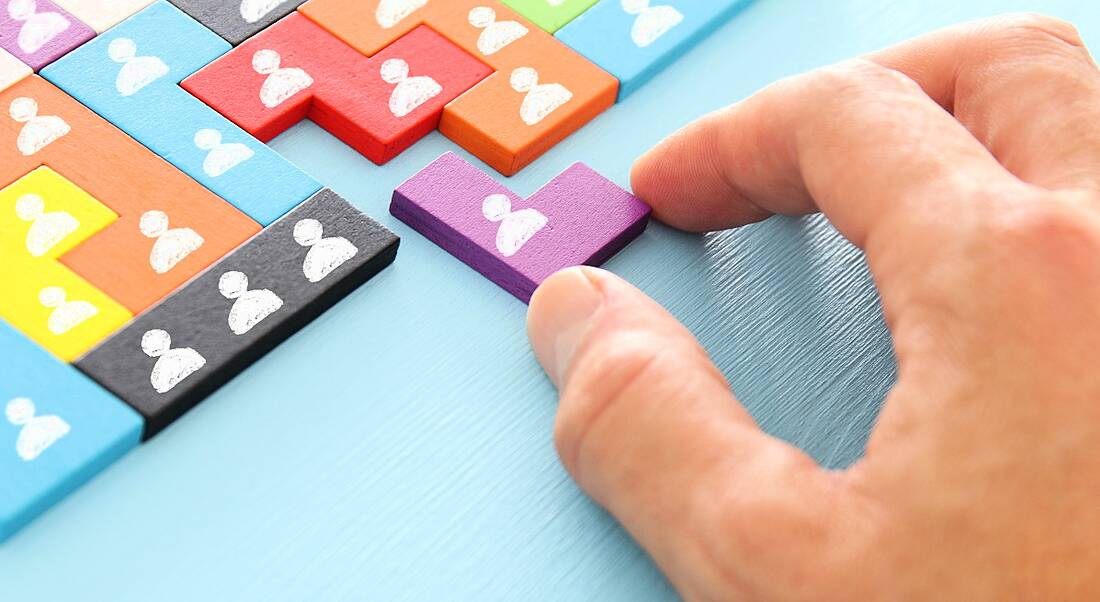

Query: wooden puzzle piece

[391,152,649,302]
[0,48,31,93]
[499,0,598,33]
[0,76,260,313]
[0,0,95,71]
[557,0,752,99]
[51,0,154,33]
[0,320,142,543]
[41,1,321,225]
[168,0,306,45]
[300,0,618,175]
[183,13,490,165]
[0,167,116,261]
[77,188,399,439]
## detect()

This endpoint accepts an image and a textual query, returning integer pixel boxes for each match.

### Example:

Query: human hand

[526,14,1100,601]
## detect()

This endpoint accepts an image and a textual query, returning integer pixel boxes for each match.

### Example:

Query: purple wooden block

[392,152,652,303]
[0,0,94,71]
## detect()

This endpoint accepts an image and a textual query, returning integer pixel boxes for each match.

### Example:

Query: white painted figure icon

[139,210,204,274]
[142,329,206,393]
[375,0,427,29]
[219,270,283,335]
[293,218,358,283]
[510,67,572,126]
[108,37,168,97]
[8,0,70,55]
[468,6,528,56]
[483,193,547,257]
[381,58,441,118]
[254,49,313,109]
[240,0,288,24]
[6,397,69,462]
[195,128,253,177]
[10,96,70,156]
[40,286,98,335]
[623,0,683,48]
[16,193,78,257]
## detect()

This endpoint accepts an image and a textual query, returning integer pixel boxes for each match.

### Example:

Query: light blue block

[556,0,753,100]
[41,1,320,225]
[0,321,142,543]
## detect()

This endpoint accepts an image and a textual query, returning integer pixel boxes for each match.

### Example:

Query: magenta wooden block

[392,152,651,303]
[0,0,94,70]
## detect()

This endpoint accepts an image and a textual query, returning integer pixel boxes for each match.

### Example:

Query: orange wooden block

[0,77,260,313]
[299,0,618,175]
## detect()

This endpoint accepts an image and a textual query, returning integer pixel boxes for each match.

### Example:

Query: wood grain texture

[0,1,1094,600]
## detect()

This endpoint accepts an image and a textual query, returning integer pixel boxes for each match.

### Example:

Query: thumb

[527,267,868,599]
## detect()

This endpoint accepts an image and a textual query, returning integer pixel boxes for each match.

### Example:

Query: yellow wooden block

[0,167,117,261]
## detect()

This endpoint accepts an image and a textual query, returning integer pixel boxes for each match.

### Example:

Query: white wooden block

[0,49,30,94]
[52,0,155,33]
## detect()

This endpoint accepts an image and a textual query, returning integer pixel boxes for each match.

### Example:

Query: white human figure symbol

[239,0,287,23]
[8,0,70,55]
[622,0,683,48]
[139,210,204,274]
[195,128,253,177]
[10,97,70,156]
[253,49,313,109]
[142,329,206,394]
[380,58,441,118]
[6,397,69,462]
[375,0,427,28]
[108,38,169,97]
[218,270,283,335]
[468,6,528,56]
[16,193,79,257]
[510,67,572,126]
[293,218,358,283]
[39,286,98,335]
[482,193,547,257]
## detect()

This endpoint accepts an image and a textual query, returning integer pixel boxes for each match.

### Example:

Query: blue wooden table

[1,1,1095,599]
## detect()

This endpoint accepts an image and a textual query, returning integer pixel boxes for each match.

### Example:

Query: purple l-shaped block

[0,0,94,71]
[392,152,652,303]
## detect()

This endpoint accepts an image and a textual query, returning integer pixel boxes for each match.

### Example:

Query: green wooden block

[500,0,600,33]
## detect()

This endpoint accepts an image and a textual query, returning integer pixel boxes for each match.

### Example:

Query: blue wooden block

[556,0,753,100]
[0,321,142,543]
[40,1,320,225]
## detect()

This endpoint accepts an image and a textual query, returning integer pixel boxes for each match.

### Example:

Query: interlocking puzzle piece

[77,188,399,439]
[391,152,649,302]
[51,0,153,33]
[183,13,490,164]
[0,76,260,313]
[557,0,751,99]
[300,0,618,176]
[168,0,305,45]
[0,0,94,71]
[41,1,320,225]
[0,320,142,543]
[0,47,30,92]
[499,0,598,33]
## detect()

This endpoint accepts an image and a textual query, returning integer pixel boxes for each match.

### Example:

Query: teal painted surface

[1,0,1095,599]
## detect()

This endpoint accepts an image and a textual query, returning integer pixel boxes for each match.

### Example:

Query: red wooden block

[183,13,490,164]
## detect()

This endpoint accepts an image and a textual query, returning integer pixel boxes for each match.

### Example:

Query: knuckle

[810,59,922,98]
[970,14,1087,63]
[987,200,1100,260]
[988,13,1085,48]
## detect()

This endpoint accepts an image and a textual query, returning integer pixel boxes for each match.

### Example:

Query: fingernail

[528,267,606,388]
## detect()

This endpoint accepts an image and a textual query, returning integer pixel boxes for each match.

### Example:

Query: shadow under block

[556,0,753,100]
[0,168,131,361]
[41,1,321,225]
[77,189,400,439]
[0,321,143,544]
[168,0,306,45]
[183,14,490,165]
[0,0,94,71]
[0,48,30,92]
[499,0,598,33]
[300,0,618,176]
[391,152,649,303]
[0,76,260,313]
[51,0,154,33]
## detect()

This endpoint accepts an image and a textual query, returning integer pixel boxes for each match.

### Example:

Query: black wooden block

[75,188,399,438]
[168,0,306,45]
